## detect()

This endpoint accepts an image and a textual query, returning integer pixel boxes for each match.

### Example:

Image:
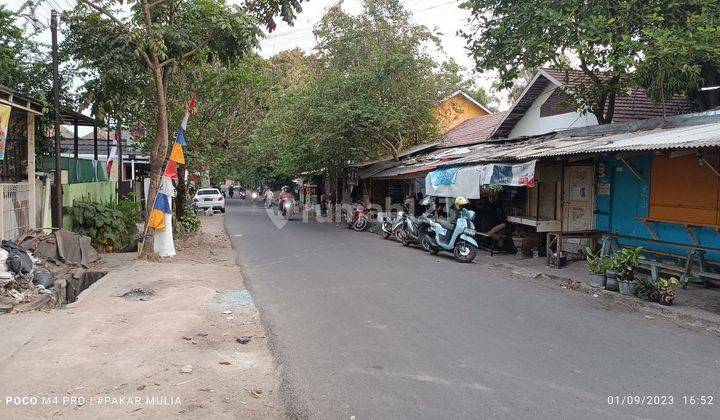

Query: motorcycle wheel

[401,232,411,247]
[382,227,391,239]
[353,217,369,232]
[453,241,477,263]
[393,227,403,242]
[420,234,432,252]
[429,245,440,255]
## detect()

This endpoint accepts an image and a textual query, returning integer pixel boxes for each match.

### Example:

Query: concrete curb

[495,261,720,335]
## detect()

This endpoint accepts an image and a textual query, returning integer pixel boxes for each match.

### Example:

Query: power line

[260,0,463,43]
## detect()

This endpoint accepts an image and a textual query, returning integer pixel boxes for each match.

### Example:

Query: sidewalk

[0,215,281,419]
[485,253,720,335]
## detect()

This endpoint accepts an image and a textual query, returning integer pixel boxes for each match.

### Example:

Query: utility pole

[117,120,123,200]
[51,10,62,228]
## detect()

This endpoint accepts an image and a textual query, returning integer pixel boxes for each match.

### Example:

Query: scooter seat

[437,219,455,230]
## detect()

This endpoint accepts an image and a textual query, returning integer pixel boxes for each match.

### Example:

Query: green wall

[62,181,117,228]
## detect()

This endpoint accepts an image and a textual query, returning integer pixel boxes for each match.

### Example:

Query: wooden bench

[601,235,720,289]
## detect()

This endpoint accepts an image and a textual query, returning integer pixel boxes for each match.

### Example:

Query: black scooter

[398,209,434,251]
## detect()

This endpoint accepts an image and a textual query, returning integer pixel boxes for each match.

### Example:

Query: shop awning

[425,160,536,198]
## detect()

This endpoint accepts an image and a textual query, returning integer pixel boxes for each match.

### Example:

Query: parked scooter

[400,212,434,251]
[389,209,408,241]
[426,198,478,263]
[380,212,396,240]
[345,201,369,232]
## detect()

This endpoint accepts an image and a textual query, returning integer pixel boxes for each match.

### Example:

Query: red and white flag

[107,143,117,175]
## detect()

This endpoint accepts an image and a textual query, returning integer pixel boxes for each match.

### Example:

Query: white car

[193,188,225,213]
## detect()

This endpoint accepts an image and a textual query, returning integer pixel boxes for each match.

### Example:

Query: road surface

[225,199,719,419]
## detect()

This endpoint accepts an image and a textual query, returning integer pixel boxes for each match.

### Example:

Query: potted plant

[614,247,642,296]
[585,247,608,288]
[605,254,620,291]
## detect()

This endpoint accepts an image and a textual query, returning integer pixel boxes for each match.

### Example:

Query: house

[438,111,509,148]
[435,90,493,134]
[492,68,698,139]
[0,84,43,240]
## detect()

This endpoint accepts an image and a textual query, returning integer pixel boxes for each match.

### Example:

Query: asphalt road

[225,199,720,420]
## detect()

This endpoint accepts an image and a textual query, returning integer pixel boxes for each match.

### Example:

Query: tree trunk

[139,66,171,258]
[176,163,186,217]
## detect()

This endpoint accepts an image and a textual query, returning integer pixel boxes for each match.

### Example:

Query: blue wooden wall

[594,154,720,260]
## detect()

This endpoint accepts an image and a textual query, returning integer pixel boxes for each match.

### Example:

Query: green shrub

[635,276,660,301]
[174,211,201,236]
[66,199,141,252]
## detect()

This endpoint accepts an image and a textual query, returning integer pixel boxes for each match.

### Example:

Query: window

[649,153,720,225]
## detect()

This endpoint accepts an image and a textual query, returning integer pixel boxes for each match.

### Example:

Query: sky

[7,0,504,108]
[252,0,502,106]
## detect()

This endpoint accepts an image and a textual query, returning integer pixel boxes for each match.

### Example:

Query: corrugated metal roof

[372,160,444,179]
[357,160,402,179]
[442,120,720,167]
[351,142,439,168]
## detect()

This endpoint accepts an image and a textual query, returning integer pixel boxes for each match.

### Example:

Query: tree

[634,1,720,109]
[1,5,61,102]
[246,0,466,182]
[469,87,498,112]
[461,0,720,123]
[63,0,304,257]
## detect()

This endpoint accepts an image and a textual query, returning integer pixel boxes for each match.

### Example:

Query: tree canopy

[63,0,304,256]
[244,0,467,181]
[461,0,720,123]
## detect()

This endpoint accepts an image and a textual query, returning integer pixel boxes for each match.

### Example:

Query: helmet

[455,196,469,208]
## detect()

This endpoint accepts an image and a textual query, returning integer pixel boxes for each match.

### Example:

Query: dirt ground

[0,214,282,419]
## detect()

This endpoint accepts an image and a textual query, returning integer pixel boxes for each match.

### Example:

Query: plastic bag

[32,268,54,288]
[1,240,34,274]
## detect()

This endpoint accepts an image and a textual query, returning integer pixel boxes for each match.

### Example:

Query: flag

[177,127,187,146]
[155,192,172,213]
[148,209,166,231]
[148,192,172,231]
[188,96,197,113]
[0,104,10,160]
[159,176,176,198]
[169,142,185,164]
[106,143,117,176]
[181,113,190,131]
[163,159,178,180]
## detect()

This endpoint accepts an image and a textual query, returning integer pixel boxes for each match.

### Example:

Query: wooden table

[546,230,600,269]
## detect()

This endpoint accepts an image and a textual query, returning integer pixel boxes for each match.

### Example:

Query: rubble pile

[0,229,106,313]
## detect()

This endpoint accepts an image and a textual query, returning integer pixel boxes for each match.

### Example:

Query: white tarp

[154,205,176,258]
[426,160,536,198]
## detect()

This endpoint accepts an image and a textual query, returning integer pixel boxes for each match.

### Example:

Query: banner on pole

[0,104,11,160]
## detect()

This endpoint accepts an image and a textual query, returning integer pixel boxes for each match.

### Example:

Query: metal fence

[0,182,30,241]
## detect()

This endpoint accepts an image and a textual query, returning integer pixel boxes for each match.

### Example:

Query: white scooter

[280,198,296,220]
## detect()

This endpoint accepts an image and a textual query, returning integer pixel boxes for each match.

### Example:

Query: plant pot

[605,270,619,291]
[618,279,637,296]
[590,273,606,288]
